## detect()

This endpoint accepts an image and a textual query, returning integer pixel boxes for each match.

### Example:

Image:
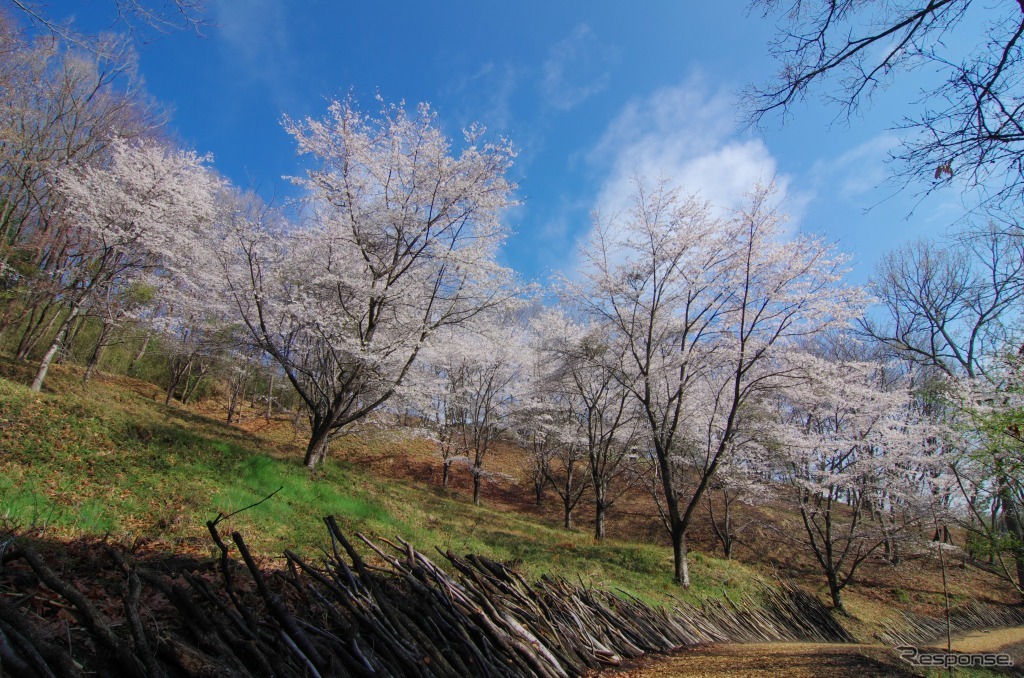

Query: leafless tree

[860,222,1024,379]
[747,0,1024,212]
[9,0,209,44]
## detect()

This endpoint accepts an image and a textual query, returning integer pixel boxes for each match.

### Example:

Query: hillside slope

[0,360,759,608]
[0,358,1018,639]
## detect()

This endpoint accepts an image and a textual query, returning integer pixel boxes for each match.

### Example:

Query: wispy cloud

[809,133,900,198]
[214,0,298,108]
[447,61,521,132]
[588,74,800,219]
[804,132,966,246]
[443,59,553,184]
[542,24,615,111]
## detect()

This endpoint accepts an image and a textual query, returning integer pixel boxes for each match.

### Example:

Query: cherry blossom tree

[30,136,220,391]
[532,308,642,539]
[457,317,525,506]
[512,391,559,507]
[703,424,774,560]
[405,348,471,490]
[544,431,591,530]
[0,18,159,348]
[515,341,591,528]
[79,274,157,383]
[408,313,526,504]
[156,295,237,405]
[572,179,862,586]
[225,97,518,468]
[771,354,932,612]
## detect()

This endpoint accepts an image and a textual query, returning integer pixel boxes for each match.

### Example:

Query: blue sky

[41,1,971,284]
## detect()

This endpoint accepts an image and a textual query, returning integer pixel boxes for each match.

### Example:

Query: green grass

[0,359,777,609]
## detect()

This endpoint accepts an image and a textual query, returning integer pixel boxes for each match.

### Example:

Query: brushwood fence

[878,599,1024,648]
[0,516,854,677]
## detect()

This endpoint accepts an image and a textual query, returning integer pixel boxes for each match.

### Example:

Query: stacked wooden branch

[0,518,851,677]
[878,599,1024,647]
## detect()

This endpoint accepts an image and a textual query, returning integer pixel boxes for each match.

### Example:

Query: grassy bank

[0,360,762,609]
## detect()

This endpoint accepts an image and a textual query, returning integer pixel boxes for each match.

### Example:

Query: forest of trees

[2,3,1024,609]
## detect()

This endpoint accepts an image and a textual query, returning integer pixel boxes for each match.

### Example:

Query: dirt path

[920,625,1024,670]
[610,627,1024,677]
[609,643,915,677]
[924,625,1024,655]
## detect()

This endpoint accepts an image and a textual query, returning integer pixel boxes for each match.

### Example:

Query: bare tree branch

[747,0,1024,213]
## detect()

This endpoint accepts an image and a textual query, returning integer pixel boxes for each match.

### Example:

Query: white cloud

[542,24,614,111]
[588,74,804,223]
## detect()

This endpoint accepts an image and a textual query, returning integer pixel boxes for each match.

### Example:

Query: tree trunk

[290,406,304,443]
[707,492,735,559]
[828,572,845,614]
[563,496,573,530]
[265,373,275,421]
[532,457,548,506]
[990,498,1001,565]
[1017,555,1024,597]
[227,376,243,424]
[594,479,607,540]
[472,472,482,506]
[165,377,179,405]
[14,306,40,360]
[166,358,191,405]
[128,333,151,375]
[442,461,451,489]
[57,311,86,365]
[1005,513,1024,593]
[239,378,249,415]
[304,436,329,469]
[722,497,734,559]
[672,529,691,587]
[83,319,114,383]
[16,302,60,361]
[883,527,901,566]
[30,304,80,392]
[998,476,1024,594]
[182,377,198,404]
[304,419,333,469]
[655,443,689,587]
[180,363,208,404]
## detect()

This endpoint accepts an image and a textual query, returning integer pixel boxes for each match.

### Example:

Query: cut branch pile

[0,517,851,677]
[878,599,1024,648]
